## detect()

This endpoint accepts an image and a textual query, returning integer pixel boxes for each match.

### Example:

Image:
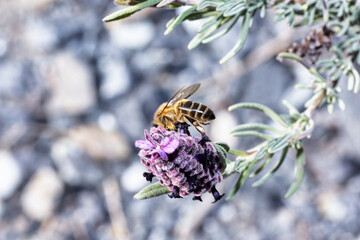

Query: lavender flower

[135,126,224,202]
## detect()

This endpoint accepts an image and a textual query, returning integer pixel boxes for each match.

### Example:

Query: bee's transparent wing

[159,83,200,115]
[168,83,200,105]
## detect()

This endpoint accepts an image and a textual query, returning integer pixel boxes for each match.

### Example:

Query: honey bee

[153,83,215,134]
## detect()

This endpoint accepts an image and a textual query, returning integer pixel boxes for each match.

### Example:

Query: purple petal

[135,140,154,150]
[158,149,168,160]
[161,137,179,154]
[151,149,168,161]
[144,129,157,145]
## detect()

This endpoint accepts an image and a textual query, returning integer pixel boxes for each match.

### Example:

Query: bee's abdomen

[178,100,215,121]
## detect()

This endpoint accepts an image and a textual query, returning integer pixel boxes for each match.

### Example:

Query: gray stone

[45,52,96,115]
[317,190,347,222]
[67,125,131,162]
[121,161,148,192]
[23,19,58,52]
[0,38,8,58]
[21,167,63,221]
[51,138,103,186]
[0,150,22,200]
[0,62,22,97]
[98,57,131,99]
[108,21,155,50]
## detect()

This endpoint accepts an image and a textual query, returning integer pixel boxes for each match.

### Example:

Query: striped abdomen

[177,100,215,122]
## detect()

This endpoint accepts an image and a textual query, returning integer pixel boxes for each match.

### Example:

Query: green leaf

[219,12,251,64]
[229,102,289,128]
[226,161,256,200]
[215,142,230,152]
[352,68,360,93]
[134,182,171,200]
[232,131,272,140]
[260,3,266,18]
[254,146,268,160]
[223,159,235,177]
[277,52,302,62]
[214,143,228,172]
[252,147,288,187]
[229,148,250,156]
[284,147,305,198]
[249,153,273,178]
[337,18,350,36]
[202,13,241,43]
[282,100,300,115]
[198,14,222,33]
[197,0,224,10]
[102,0,162,22]
[188,19,222,49]
[231,123,282,135]
[185,11,221,21]
[165,6,197,35]
[267,134,291,153]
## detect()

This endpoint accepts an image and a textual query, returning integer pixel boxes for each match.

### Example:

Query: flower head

[135,126,224,202]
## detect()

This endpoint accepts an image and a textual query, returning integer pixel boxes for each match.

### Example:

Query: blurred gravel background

[0,0,360,239]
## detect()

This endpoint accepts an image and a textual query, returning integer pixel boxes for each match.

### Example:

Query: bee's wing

[168,83,200,105]
[159,83,200,115]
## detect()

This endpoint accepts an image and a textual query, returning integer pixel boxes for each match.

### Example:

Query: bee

[153,83,215,134]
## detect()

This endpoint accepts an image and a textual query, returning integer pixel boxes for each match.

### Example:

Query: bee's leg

[192,196,203,202]
[199,131,211,146]
[211,186,224,203]
[143,172,154,182]
[174,121,190,135]
[168,186,182,199]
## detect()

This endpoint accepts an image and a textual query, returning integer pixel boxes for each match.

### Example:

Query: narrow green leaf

[348,71,355,91]
[308,7,315,25]
[252,147,288,187]
[188,21,221,49]
[166,17,177,28]
[102,0,162,22]
[198,15,221,33]
[249,153,273,178]
[337,18,350,36]
[231,123,282,135]
[352,68,360,93]
[197,0,224,10]
[165,6,197,35]
[229,102,288,128]
[202,13,240,43]
[284,148,305,198]
[185,11,220,21]
[282,100,300,115]
[213,143,228,172]
[305,90,324,108]
[254,146,268,160]
[223,159,235,177]
[220,12,250,64]
[277,52,302,62]
[260,3,266,18]
[226,161,256,200]
[232,131,272,140]
[215,142,230,152]
[134,182,171,200]
[268,134,291,153]
[229,148,250,156]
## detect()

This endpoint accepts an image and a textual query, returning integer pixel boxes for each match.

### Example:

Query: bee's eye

[162,117,166,125]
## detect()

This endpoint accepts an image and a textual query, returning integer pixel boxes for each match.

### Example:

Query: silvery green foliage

[105,0,359,200]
